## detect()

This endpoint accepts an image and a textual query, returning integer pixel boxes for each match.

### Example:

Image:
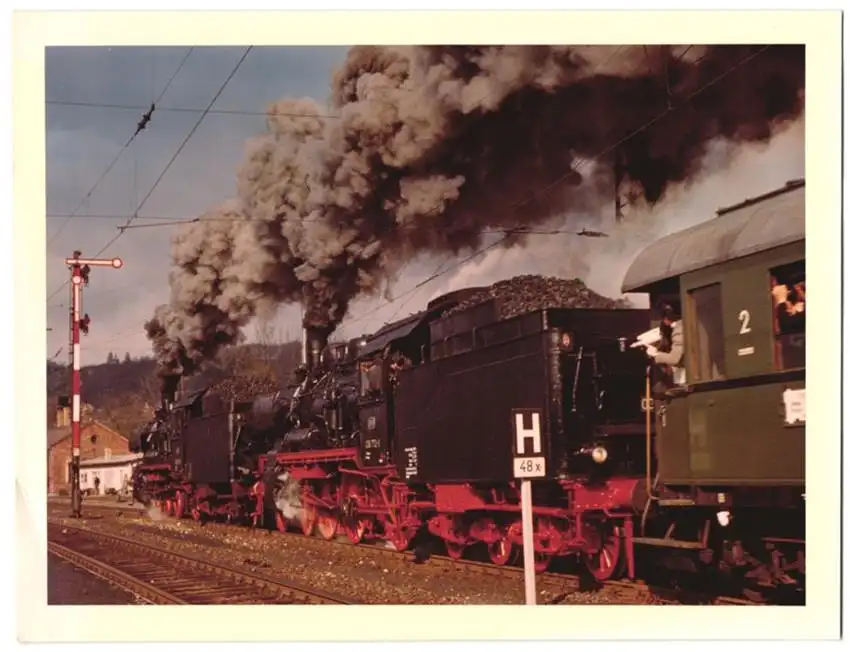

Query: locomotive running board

[632,536,706,550]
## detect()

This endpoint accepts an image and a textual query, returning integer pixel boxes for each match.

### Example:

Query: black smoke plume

[145,44,804,391]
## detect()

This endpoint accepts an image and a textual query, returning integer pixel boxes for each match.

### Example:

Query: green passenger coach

[621,178,805,592]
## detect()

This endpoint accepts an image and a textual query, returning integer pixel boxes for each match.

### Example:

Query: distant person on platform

[94,475,101,497]
[645,303,686,392]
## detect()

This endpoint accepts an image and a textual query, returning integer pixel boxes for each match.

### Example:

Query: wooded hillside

[45,341,302,438]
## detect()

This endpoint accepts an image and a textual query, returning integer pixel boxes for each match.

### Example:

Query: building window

[104,447,112,460]
[771,261,805,370]
[687,283,726,382]
[65,458,70,483]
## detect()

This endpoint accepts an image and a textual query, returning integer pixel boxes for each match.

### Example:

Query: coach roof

[621,179,804,294]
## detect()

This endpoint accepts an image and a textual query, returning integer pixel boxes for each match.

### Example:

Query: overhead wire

[45,46,254,303]
[46,99,342,120]
[46,47,194,246]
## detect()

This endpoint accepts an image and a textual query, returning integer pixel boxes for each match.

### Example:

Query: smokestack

[303,325,329,375]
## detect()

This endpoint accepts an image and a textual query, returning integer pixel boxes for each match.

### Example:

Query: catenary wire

[46,46,253,303]
[46,48,194,246]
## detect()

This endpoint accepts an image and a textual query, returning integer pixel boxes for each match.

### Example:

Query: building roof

[621,179,805,294]
[80,452,143,467]
[46,420,129,451]
[47,427,71,448]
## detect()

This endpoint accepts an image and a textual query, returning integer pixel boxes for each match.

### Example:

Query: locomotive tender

[132,179,805,592]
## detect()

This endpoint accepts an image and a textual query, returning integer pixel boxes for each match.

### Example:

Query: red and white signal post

[64,251,123,517]
[512,409,547,606]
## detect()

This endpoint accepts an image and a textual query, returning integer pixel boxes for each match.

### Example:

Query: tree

[123,352,132,363]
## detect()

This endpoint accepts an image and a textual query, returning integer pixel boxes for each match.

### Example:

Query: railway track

[47,520,354,605]
[47,499,764,605]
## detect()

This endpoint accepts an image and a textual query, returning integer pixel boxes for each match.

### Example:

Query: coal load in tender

[440,274,631,321]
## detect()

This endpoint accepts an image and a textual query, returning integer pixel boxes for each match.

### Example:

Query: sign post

[512,409,546,606]
[63,251,123,518]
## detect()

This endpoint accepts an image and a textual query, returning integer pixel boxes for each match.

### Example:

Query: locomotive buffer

[512,409,546,606]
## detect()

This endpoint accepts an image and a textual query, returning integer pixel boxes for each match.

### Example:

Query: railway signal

[512,409,547,606]
[63,251,123,518]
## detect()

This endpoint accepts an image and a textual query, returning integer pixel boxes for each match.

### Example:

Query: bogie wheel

[584,522,625,581]
[386,526,413,553]
[488,539,515,566]
[534,552,553,573]
[445,541,466,560]
[344,518,369,545]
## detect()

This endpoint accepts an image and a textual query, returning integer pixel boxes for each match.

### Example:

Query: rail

[47,519,354,605]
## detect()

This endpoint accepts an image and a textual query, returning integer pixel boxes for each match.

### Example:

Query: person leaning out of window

[644,303,686,393]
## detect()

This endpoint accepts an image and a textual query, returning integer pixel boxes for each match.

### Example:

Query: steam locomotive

[132,180,805,597]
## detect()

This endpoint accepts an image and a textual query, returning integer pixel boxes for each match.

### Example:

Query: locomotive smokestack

[302,325,330,375]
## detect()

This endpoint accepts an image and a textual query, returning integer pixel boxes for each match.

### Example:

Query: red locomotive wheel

[275,510,289,532]
[317,512,338,541]
[164,498,175,517]
[191,506,205,523]
[175,492,187,519]
[392,532,412,552]
[488,539,514,566]
[534,552,552,573]
[344,519,368,544]
[584,524,624,581]
[445,541,465,560]
[300,506,317,536]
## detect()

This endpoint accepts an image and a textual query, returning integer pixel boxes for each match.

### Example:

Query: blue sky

[45,46,348,363]
[44,45,805,366]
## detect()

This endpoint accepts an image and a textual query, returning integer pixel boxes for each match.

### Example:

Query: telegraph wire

[46,46,254,303]
[46,47,194,246]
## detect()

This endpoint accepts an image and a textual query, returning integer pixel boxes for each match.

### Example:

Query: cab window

[359,361,384,397]
[687,283,727,382]
[770,261,805,370]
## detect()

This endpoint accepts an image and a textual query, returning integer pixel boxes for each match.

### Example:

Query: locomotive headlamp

[591,445,608,464]
[716,510,731,527]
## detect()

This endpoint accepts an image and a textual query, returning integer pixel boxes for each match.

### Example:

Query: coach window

[770,261,805,370]
[687,283,727,382]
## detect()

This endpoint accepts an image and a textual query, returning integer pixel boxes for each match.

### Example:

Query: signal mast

[63,250,123,518]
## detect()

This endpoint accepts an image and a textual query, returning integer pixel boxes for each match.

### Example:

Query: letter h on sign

[512,409,546,479]
[514,411,542,456]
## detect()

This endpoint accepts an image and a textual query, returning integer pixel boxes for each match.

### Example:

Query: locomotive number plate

[513,456,546,478]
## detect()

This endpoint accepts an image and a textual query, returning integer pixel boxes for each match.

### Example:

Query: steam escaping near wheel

[273,471,304,523]
[147,502,164,522]
[145,45,805,390]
